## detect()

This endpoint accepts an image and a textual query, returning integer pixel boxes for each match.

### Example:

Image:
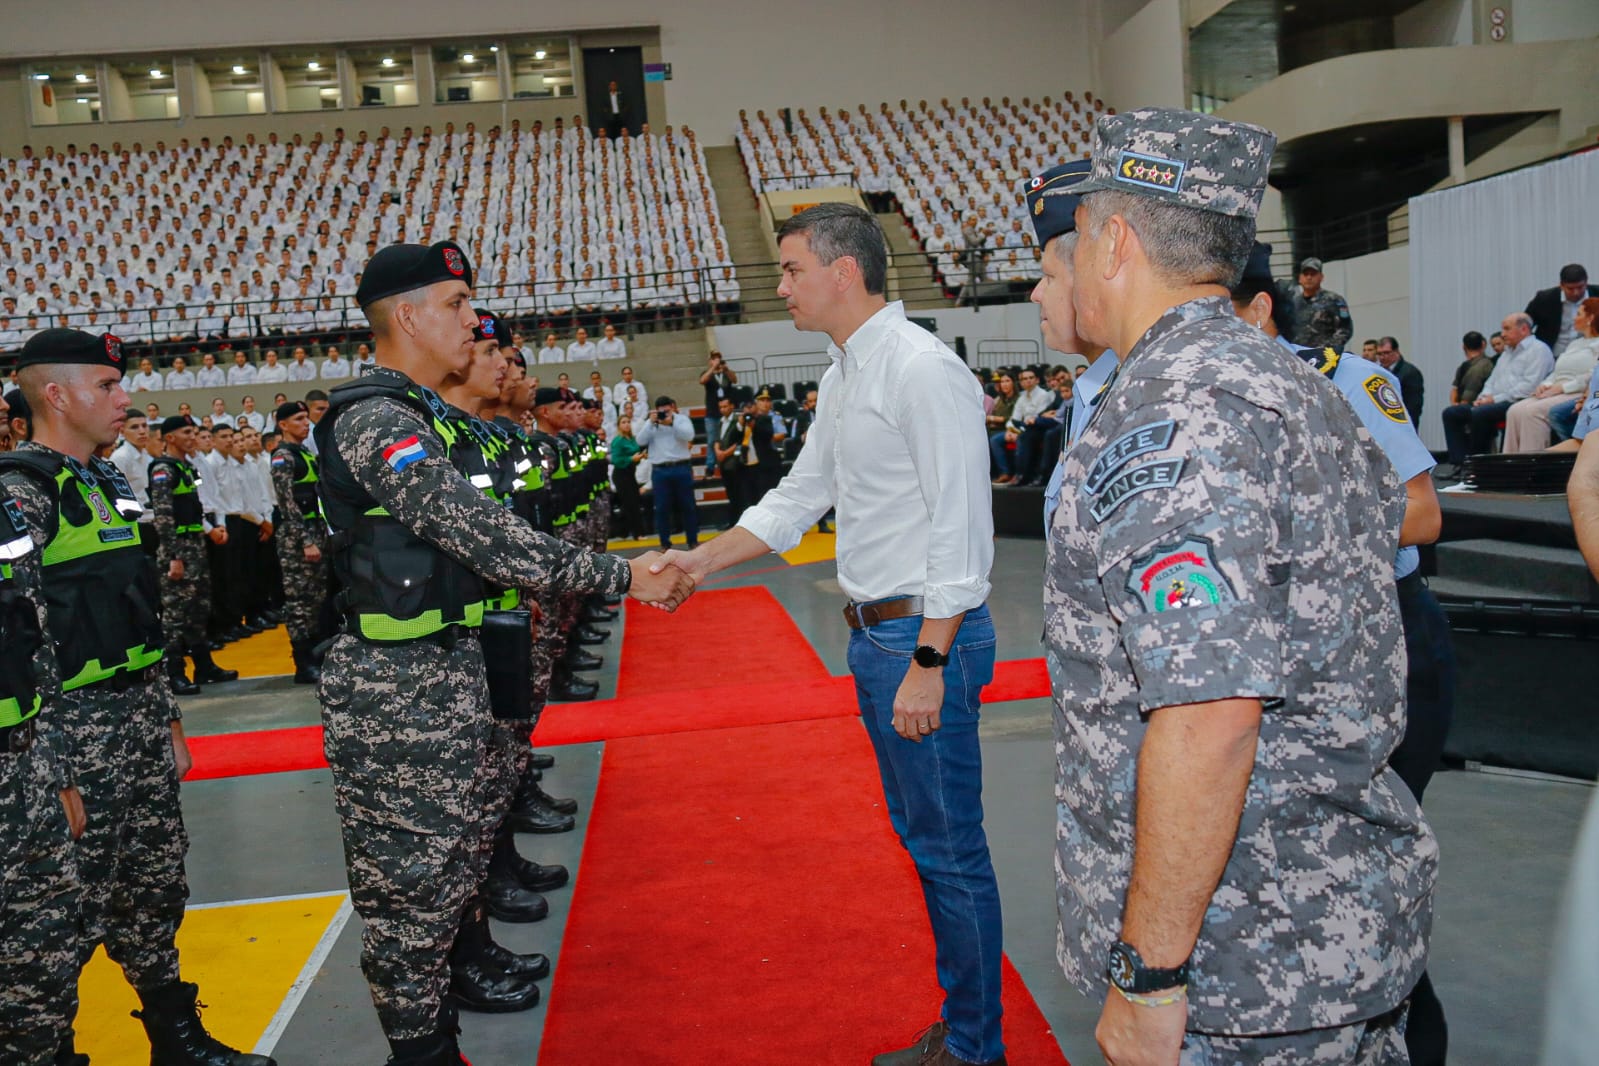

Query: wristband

[1114,984,1186,1009]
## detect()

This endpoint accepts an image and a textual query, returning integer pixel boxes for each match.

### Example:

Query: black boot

[529,751,555,771]
[448,910,541,1013]
[518,776,578,817]
[507,781,576,834]
[384,1030,466,1066]
[190,646,239,685]
[548,670,598,703]
[582,601,618,624]
[564,646,603,671]
[494,825,570,892]
[572,625,609,645]
[54,1035,89,1066]
[290,641,321,685]
[459,897,551,980]
[483,856,550,922]
[166,649,201,696]
[132,980,276,1065]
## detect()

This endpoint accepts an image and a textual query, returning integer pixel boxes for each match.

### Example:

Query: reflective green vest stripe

[0,692,40,728]
[61,645,164,692]
[485,588,520,610]
[347,505,488,640]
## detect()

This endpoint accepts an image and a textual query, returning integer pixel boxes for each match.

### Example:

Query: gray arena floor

[160,537,1589,1065]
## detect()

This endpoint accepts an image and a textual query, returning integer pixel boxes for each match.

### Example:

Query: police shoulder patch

[1084,420,1176,494]
[1363,374,1408,423]
[1090,458,1184,523]
[1125,536,1236,614]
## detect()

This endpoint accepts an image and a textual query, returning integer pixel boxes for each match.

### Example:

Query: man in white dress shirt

[226,350,257,386]
[254,349,288,384]
[164,356,197,391]
[652,204,1003,1066]
[595,322,627,360]
[194,351,227,389]
[609,365,648,409]
[320,345,351,379]
[566,326,598,364]
[127,356,164,392]
[285,346,318,383]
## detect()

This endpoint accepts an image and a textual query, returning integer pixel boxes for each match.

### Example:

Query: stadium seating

[0,119,735,359]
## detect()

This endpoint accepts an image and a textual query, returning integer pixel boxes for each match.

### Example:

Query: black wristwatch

[912,644,949,669]
[1107,940,1189,994]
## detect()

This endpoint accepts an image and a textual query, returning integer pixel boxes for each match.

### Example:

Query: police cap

[1075,107,1276,220]
[275,400,309,423]
[533,386,579,408]
[1298,257,1324,274]
[1023,159,1092,247]
[160,415,196,434]
[17,328,128,374]
[474,310,512,347]
[355,240,474,307]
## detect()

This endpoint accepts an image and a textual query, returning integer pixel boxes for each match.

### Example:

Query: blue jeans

[987,431,1013,476]
[847,603,1003,1063]
[650,462,700,549]
[702,415,721,472]
[1550,396,1582,441]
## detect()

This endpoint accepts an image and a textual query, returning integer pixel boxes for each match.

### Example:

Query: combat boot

[548,669,597,702]
[529,751,555,770]
[166,649,201,696]
[384,1030,468,1066]
[457,901,550,980]
[290,641,321,685]
[494,825,570,891]
[483,857,550,922]
[190,646,239,685]
[564,645,603,671]
[507,780,576,834]
[572,624,609,645]
[517,776,577,817]
[132,980,277,1065]
[582,598,617,623]
[448,921,541,1013]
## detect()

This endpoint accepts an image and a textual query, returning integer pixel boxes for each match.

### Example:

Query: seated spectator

[1014,366,1073,485]
[255,349,288,384]
[192,351,225,389]
[1526,264,1599,354]
[321,345,351,379]
[1375,337,1424,426]
[1490,331,1506,357]
[1450,331,1494,406]
[596,322,627,360]
[283,346,316,382]
[537,332,565,364]
[567,327,598,364]
[207,396,234,432]
[1441,311,1555,471]
[1548,361,1599,454]
[227,350,258,386]
[352,342,376,373]
[236,395,266,433]
[164,356,197,391]
[993,370,1055,484]
[1505,298,1599,452]
[197,301,227,348]
[984,372,1018,455]
[610,365,648,409]
[127,357,164,392]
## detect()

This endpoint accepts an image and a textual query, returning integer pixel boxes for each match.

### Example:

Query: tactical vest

[544,430,579,527]
[557,433,590,517]
[315,373,488,643]
[148,455,204,534]
[274,441,322,522]
[0,450,165,692]
[444,406,519,612]
[516,425,560,536]
[0,497,43,726]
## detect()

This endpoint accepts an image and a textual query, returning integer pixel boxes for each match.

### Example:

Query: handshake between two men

[620,533,751,614]
[623,550,701,612]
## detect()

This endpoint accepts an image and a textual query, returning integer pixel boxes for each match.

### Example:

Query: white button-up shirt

[1483,335,1556,404]
[738,300,992,618]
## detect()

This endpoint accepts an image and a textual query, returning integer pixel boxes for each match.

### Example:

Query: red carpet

[185,725,325,781]
[539,716,1068,1064]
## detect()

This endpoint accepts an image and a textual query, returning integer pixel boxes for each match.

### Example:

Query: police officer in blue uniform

[1230,242,1451,1066]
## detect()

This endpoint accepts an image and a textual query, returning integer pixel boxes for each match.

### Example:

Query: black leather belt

[843,595,924,629]
[102,663,160,693]
[654,459,691,468]
[0,718,36,753]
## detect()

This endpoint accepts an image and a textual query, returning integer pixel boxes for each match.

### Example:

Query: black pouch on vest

[481,608,533,721]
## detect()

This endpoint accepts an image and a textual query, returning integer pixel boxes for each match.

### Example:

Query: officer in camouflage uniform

[0,329,271,1066]
[1289,256,1353,352]
[315,243,690,1066]
[1046,111,1436,1064]
[530,388,602,706]
[0,460,82,1066]
[579,398,621,629]
[150,415,238,695]
[268,400,330,684]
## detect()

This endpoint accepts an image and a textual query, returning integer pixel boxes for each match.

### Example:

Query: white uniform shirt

[109,438,152,522]
[634,410,695,462]
[195,365,227,388]
[227,363,258,386]
[610,380,648,408]
[164,369,196,390]
[738,300,993,617]
[595,337,627,360]
[254,361,288,384]
[567,341,598,363]
[286,360,318,382]
[537,344,565,365]
[127,370,163,391]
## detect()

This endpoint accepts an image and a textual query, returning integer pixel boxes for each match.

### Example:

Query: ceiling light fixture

[381,57,395,67]
[232,65,246,75]
[75,73,89,83]
[33,73,49,81]
[535,50,547,60]
[490,45,499,53]
[462,52,476,63]
[308,61,321,71]
[149,69,164,78]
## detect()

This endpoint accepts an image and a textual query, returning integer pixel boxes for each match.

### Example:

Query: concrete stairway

[1431,538,1599,603]
[705,145,783,321]
[878,213,951,311]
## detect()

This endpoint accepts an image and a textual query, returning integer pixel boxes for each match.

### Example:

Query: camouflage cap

[1074,107,1276,220]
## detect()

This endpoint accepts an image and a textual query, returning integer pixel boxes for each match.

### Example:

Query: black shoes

[572,625,609,646]
[507,781,576,834]
[384,1031,467,1066]
[872,1021,1006,1066]
[290,640,320,685]
[449,908,541,1013]
[549,671,598,702]
[582,601,618,623]
[483,867,550,923]
[529,751,556,771]
[167,653,201,696]
[495,826,570,892]
[521,778,577,816]
[190,647,239,685]
[565,647,603,671]
[132,980,277,1065]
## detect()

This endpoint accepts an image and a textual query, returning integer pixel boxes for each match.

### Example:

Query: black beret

[160,415,196,434]
[1241,241,1274,287]
[473,310,504,345]
[532,386,564,407]
[506,349,526,369]
[355,240,474,307]
[17,328,129,374]
[580,398,597,410]
[275,400,309,423]
[1024,160,1092,248]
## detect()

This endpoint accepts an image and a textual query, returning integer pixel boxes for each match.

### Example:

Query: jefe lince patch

[1125,536,1235,613]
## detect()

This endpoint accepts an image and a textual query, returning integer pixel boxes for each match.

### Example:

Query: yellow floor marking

[606,529,724,551]
[779,529,838,567]
[209,625,293,679]
[77,892,348,1062]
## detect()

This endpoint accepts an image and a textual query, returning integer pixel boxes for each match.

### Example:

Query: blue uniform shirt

[1285,337,1434,578]
[1572,364,1599,442]
[1044,352,1119,527]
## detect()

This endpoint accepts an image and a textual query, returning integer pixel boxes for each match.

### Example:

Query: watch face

[1108,944,1136,989]
[913,645,943,668]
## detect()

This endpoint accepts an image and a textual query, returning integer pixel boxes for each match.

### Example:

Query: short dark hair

[777,203,888,296]
[1462,331,1486,350]
[304,389,329,403]
[1228,267,1296,341]
[1559,263,1588,285]
[1362,338,1378,348]
[1379,336,1401,352]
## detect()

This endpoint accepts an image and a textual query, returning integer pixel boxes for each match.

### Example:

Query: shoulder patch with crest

[1363,374,1409,423]
[1125,536,1236,614]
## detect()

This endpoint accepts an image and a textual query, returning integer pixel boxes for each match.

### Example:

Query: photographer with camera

[635,395,700,550]
[699,350,739,475]
[712,396,747,526]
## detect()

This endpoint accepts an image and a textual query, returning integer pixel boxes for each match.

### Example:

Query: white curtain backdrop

[1408,150,1599,449]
